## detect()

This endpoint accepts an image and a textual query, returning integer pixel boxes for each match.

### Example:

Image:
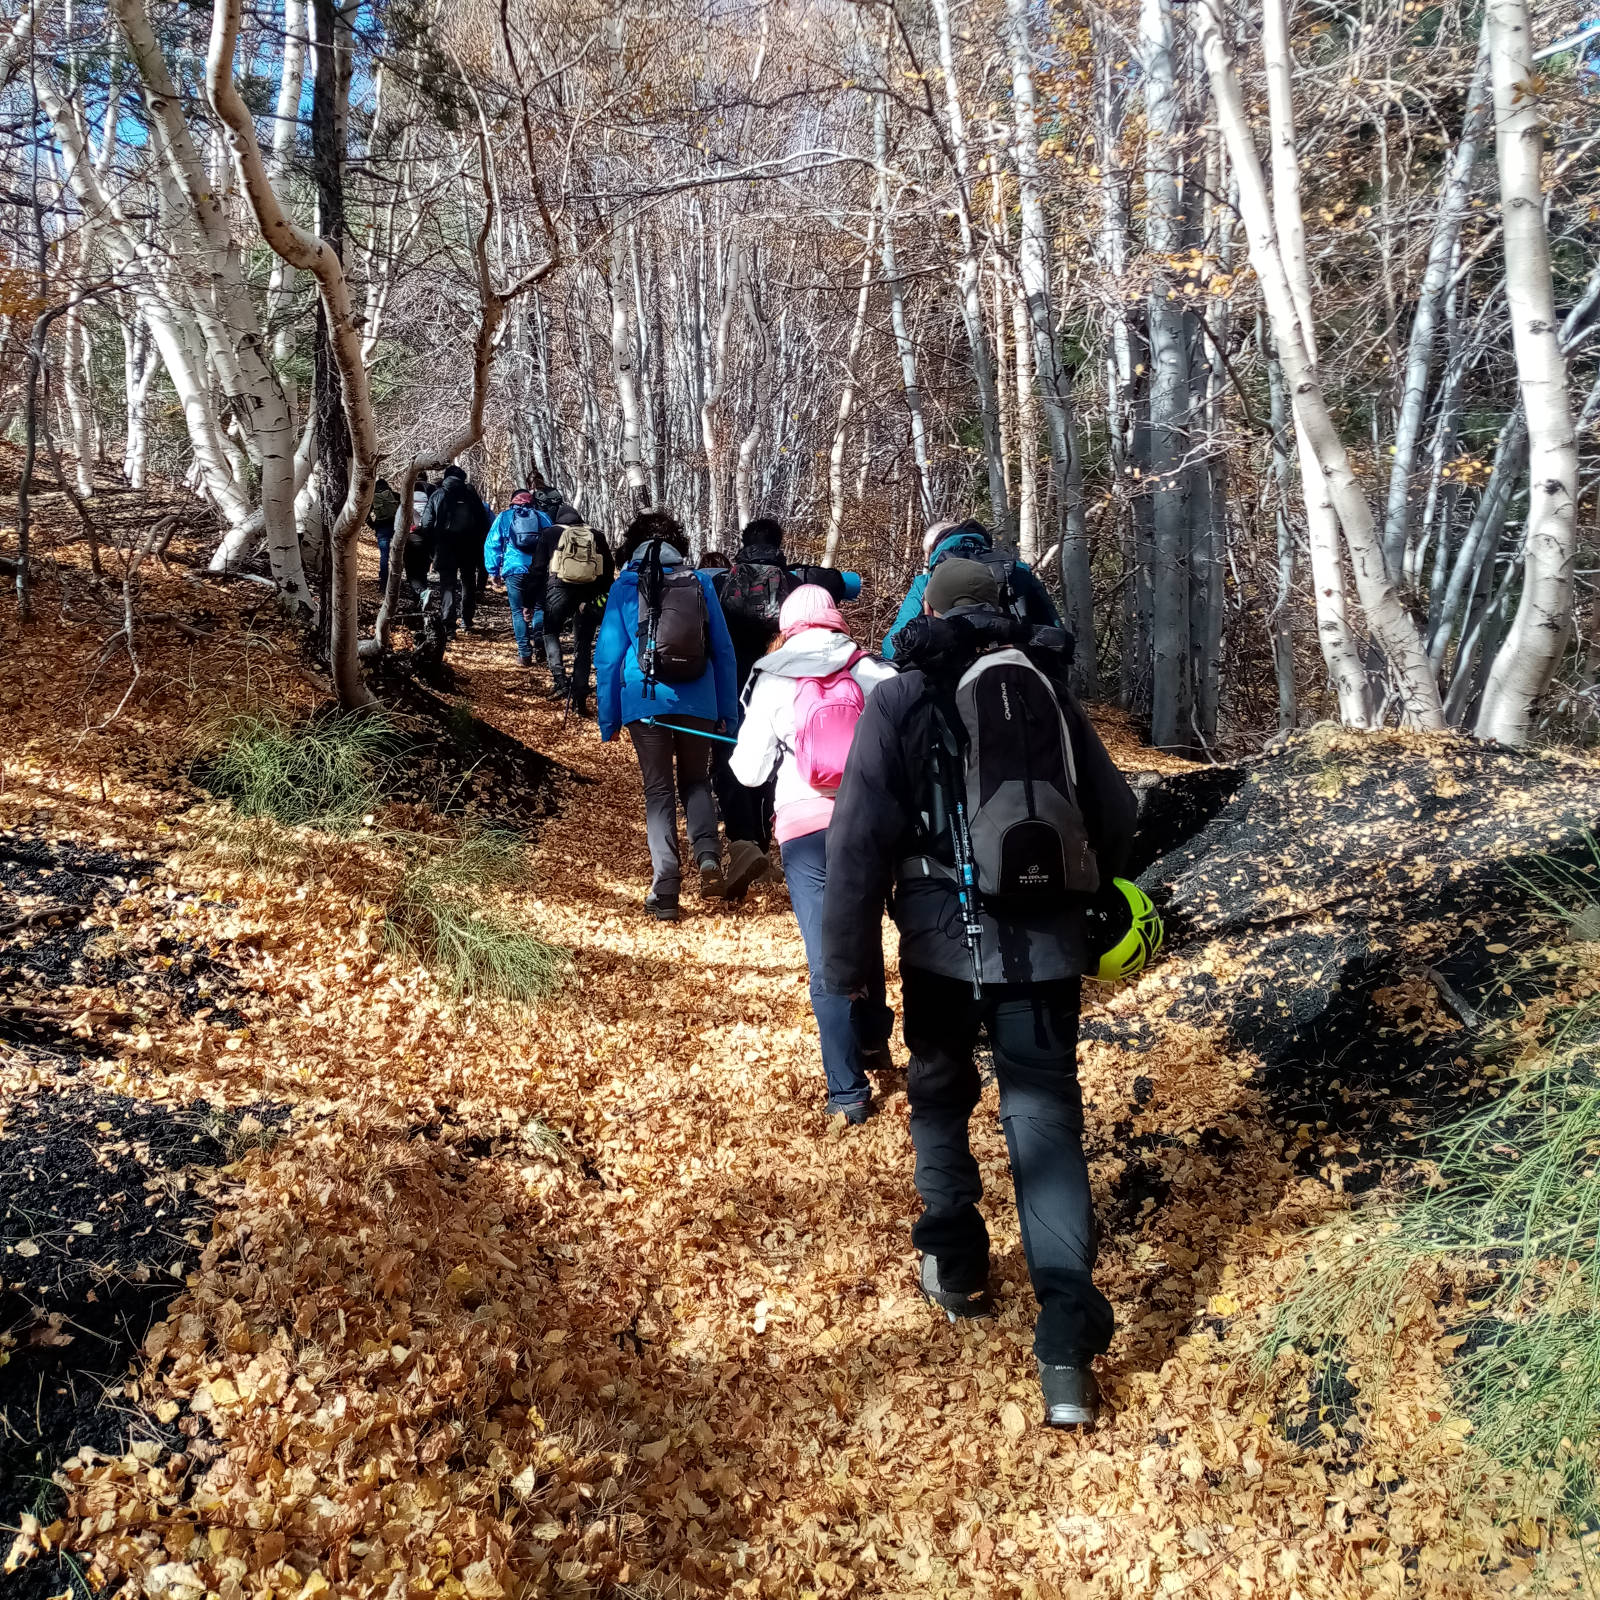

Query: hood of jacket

[927,528,992,570]
[751,627,861,681]
[625,541,685,570]
[734,542,787,568]
[893,608,1075,682]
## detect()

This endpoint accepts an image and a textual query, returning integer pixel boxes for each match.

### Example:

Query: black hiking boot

[1038,1362,1099,1429]
[723,839,772,900]
[917,1255,993,1322]
[698,855,726,898]
[645,892,680,923]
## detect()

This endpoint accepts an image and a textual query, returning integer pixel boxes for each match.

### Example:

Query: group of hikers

[371,474,1163,1431]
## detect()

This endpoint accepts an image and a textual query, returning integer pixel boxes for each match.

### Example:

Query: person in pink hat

[729,585,899,1124]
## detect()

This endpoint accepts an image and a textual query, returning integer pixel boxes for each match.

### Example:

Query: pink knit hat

[779,583,848,638]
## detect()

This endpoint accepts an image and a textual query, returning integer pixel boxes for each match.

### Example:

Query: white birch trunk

[208,0,375,706]
[1201,0,1443,728]
[699,227,742,548]
[1142,0,1191,749]
[1260,0,1370,726]
[1381,37,1492,575]
[111,0,308,609]
[873,85,934,524]
[1009,266,1039,565]
[824,217,877,568]
[61,299,97,497]
[929,0,1007,531]
[609,228,649,508]
[1473,0,1578,744]
[1004,0,1095,688]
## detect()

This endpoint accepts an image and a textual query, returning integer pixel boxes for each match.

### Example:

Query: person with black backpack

[422,465,491,639]
[541,505,612,715]
[821,558,1138,1429]
[368,477,401,590]
[485,490,554,667]
[594,511,741,922]
[882,518,1060,660]
[712,518,861,896]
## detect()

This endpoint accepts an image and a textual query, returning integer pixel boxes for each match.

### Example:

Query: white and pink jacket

[728,627,898,844]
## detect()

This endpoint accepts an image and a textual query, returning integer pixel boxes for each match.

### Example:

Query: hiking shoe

[518,654,533,668]
[724,838,772,900]
[1038,1362,1099,1429]
[825,1099,872,1127]
[918,1254,994,1322]
[698,855,726,898]
[645,893,680,923]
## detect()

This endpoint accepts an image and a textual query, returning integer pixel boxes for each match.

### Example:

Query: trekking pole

[639,717,739,745]
[934,728,986,999]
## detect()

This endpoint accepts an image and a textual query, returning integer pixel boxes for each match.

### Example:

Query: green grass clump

[1268,981,1600,1528]
[206,710,394,831]
[385,831,566,1002]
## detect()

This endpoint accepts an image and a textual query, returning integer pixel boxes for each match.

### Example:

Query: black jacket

[423,475,490,564]
[821,609,1137,993]
[715,543,852,689]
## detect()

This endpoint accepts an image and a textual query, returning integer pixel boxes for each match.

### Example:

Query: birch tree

[1473,0,1578,745]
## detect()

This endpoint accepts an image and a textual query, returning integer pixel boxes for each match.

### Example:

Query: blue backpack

[509,503,548,554]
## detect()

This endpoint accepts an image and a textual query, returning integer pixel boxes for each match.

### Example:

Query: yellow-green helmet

[1092,878,1164,984]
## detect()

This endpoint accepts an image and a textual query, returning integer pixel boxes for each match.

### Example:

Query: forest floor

[1,459,1594,1599]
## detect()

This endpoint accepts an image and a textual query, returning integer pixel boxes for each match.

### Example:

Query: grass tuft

[385,831,566,1002]
[204,710,394,831]
[1268,967,1600,1527]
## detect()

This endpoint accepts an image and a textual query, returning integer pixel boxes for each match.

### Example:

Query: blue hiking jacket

[485,504,552,579]
[595,544,742,743]
[882,528,1061,658]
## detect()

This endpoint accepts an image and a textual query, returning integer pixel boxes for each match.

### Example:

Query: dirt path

[7,574,1510,1598]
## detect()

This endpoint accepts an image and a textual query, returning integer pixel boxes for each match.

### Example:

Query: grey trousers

[625,717,721,900]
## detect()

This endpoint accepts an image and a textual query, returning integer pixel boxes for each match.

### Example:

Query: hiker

[484,490,554,668]
[713,518,861,897]
[541,505,612,715]
[594,511,741,922]
[528,471,565,521]
[821,557,1137,1428]
[369,477,400,590]
[729,585,897,1123]
[422,465,491,639]
[403,477,435,591]
[882,518,1060,660]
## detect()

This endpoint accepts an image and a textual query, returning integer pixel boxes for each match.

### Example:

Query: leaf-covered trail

[7,584,1513,1598]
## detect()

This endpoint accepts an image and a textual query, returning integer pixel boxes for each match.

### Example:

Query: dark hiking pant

[901,965,1113,1366]
[541,579,601,708]
[713,747,774,850]
[626,717,721,903]
[438,553,477,635]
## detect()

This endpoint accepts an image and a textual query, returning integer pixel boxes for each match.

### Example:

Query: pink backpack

[792,652,866,793]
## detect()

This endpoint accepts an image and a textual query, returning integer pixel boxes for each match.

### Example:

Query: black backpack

[932,545,1026,620]
[635,542,709,689]
[950,649,1098,904]
[431,480,479,539]
[720,559,796,630]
